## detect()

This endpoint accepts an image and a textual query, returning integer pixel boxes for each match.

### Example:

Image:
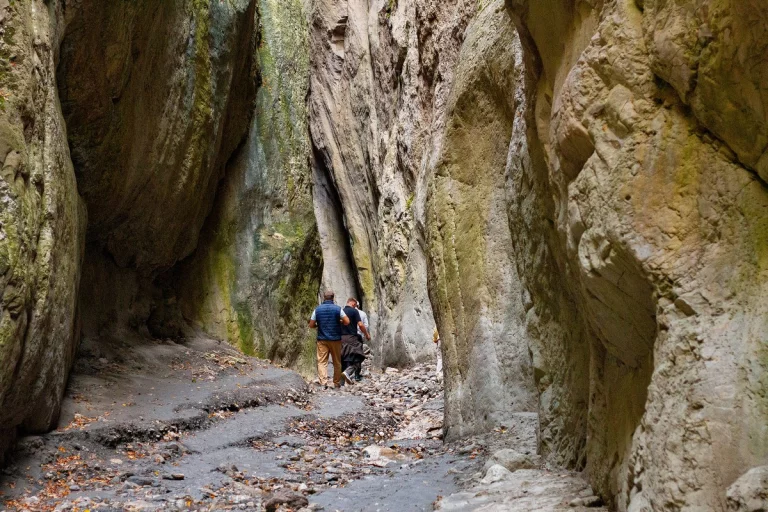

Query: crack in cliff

[310,136,364,306]
[651,71,768,191]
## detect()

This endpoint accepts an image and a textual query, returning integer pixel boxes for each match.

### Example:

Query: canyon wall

[175,0,321,371]
[56,0,260,341]
[0,0,322,458]
[308,0,768,509]
[0,0,85,461]
[307,0,489,366]
[504,0,768,508]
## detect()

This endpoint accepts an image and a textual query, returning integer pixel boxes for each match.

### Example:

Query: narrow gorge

[0,0,766,510]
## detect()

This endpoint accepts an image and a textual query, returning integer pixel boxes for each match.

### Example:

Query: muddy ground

[1,337,604,511]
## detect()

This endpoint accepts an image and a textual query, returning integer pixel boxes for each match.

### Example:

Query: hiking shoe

[342,368,355,385]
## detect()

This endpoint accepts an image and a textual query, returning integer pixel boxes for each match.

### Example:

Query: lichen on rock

[0,0,85,460]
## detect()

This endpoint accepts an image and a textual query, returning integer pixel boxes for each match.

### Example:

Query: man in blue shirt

[309,290,349,388]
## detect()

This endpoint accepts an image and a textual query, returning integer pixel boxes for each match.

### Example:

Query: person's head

[323,289,335,301]
[346,298,357,307]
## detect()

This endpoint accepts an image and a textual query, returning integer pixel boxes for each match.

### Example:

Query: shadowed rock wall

[0,0,322,461]
[56,0,260,340]
[175,0,322,374]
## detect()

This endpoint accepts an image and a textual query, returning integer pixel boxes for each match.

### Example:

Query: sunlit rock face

[306,0,494,367]
[504,0,768,509]
[309,0,768,509]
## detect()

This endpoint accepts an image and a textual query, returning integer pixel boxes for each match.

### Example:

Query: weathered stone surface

[484,448,537,472]
[57,0,259,273]
[424,1,538,440]
[0,0,85,458]
[481,464,514,485]
[505,0,768,509]
[726,466,768,512]
[0,4,765,512]
[310,0,768,509]
[307,0,485,365]
[175,0,322,372]
[56,0,263,347]
[642,0,768,181]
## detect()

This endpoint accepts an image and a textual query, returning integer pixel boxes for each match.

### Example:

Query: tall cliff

[0,0,321,460]
[307,0,768,509]
[504,0,768,508]
[0,0,85,459]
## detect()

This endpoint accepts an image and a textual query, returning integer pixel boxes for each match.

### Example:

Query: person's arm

[358,321,370,340]
[340,308,350,326]
[309,310,317,329]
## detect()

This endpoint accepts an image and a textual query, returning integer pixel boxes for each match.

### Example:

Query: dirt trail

[1,337,604,511]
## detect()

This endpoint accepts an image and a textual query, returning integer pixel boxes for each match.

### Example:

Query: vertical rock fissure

[310,138,363,306]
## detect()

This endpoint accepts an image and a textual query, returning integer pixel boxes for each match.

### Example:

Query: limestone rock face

[0,0,85,458]
[54,0,273,349]
[504,0,768,509]
[424,1,538,439]
[176,0,322,371]
[311,0,768,508]
[307,0,486,365]
[57,0,259,274]
[0,0,319,462]
[726,466,768,512]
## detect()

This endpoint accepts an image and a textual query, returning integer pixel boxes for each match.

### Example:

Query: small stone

[569,496,604,507]
[264,490,309,512]
[481,464,512,485]
[127,476,155,487]
[484,448,537,472]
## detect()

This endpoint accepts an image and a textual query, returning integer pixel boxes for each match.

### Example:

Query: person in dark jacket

[341,298,370,385]
[309,290,349,388]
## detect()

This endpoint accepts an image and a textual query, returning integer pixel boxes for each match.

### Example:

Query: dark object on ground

[264,490,309,511]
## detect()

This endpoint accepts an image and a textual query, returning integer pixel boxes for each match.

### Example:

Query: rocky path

[1,338,604,511]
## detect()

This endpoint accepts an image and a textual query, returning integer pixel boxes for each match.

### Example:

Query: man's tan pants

[316,340,342,387]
